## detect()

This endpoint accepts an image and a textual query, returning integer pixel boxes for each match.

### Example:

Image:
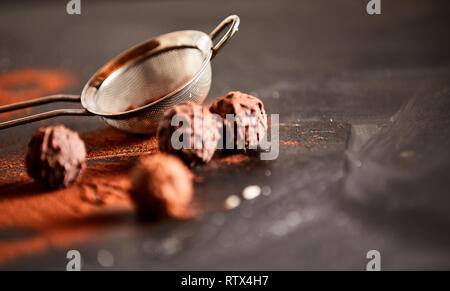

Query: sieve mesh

[93,47,212,134]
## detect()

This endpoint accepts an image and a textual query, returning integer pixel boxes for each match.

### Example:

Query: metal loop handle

[0,94,91,130]
[209,15,240,60]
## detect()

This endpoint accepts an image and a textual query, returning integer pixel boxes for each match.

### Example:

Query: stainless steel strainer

[0,15,240,134]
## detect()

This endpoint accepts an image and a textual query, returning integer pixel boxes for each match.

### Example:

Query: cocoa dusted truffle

[130,153,194,220]
[25,125,86,189]
[157,102,221,166]
[210,91,267,150]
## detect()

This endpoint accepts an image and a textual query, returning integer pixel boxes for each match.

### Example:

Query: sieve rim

[80,30,213,118]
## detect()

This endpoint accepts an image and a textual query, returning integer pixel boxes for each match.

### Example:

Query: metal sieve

[0,15,240,134]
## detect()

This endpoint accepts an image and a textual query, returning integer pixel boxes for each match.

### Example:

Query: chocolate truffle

[157,102,221,166]
[130,153,194,220]
[210,91,267,150]
[25,125,86,189]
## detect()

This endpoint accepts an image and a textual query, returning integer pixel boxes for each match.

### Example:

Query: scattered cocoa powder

[0,124,159,265]
[82,127,159,160]
[0,125,256,265]
[0,68,75,120]
[0,78,274,266]
[216,153,253,165]
[281,141,300,146]
[125,105,138,111]
[0,160,133,265]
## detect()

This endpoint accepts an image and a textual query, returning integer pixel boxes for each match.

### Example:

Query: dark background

[0,0,449,270]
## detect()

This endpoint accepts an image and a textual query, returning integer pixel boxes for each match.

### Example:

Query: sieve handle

[0,94,80,113]
[0,94,92,130]
[209,15,240,60]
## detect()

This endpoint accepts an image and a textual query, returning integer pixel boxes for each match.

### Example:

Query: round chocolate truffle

[130,153,194,220]
[25,125,86,189]
[157,102,221,166]
[209,91,267,150]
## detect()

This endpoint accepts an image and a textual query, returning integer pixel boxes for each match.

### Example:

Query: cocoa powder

[0,68,75,120]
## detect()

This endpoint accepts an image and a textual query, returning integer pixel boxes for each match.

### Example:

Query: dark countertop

[0,0,449,270]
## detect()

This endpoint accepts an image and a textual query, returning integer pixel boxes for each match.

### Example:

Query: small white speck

[272,91,280,99]
[97,249,114,267]
[224,195,240,210]
[242,185,261,200]
[265,170,272,176]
